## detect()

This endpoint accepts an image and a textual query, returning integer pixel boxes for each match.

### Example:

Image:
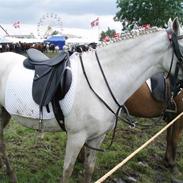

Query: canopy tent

[44,35,65,50]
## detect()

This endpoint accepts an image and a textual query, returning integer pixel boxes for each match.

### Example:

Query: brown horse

[78,76,183,173]
[124,78,183,171]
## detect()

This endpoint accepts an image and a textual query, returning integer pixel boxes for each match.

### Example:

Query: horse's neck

[84,31,168,105]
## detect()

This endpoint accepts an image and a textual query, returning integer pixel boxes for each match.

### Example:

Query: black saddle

[150,73,165,102]
[23,48,72,130]
[151,73,179,121]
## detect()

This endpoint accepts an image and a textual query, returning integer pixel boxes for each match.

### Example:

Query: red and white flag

[114,33,120,40]
[90,17,99,28]
[13,21,20,29]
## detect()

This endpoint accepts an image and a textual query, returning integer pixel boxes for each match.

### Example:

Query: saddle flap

[60,65,72,97]
[32,61,72,107]
[32,61,67,106]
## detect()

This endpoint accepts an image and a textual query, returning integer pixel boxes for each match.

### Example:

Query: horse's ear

[167,18,172,28]
[172,17,180,35]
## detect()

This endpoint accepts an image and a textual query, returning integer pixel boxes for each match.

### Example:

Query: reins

[95,51,121,107]
[79,52,135,151]
[95,52,157,130]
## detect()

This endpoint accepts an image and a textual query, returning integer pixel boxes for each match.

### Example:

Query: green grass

[0,118,183,183]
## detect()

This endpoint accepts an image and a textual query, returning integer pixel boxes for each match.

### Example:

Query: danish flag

[91,17,99,28]
[13,21,20,29]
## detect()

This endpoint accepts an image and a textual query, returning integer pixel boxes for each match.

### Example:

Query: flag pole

[97,19,100,42]
[0,25,9,36]
[90,17,100,42]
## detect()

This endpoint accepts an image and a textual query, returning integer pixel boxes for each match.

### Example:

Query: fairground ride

[37,13,63,39]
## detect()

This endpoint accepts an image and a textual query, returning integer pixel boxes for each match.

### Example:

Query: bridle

[166,29,183,96]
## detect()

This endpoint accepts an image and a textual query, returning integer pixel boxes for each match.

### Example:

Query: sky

[0,0,122,39]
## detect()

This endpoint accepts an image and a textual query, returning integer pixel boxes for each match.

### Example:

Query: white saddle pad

[5,53,78,119]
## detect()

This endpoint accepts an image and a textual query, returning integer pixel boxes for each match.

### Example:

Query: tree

[100,27,116,41]
[114,0,183,29]
[51,30,60,35]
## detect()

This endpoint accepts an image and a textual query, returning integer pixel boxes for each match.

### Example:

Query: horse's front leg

[0,107,17,183]
[61,132,87,183]
[83,135,105,183]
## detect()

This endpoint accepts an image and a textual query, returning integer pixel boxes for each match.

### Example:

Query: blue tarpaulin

[44,35,65,50]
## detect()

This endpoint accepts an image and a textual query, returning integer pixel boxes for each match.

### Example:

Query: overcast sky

[0,0,122,37]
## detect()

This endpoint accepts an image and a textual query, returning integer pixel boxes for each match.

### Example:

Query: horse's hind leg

[165,119,183,170]
[165,93,183,171]
[61,132,87,183]
[165,124,175,168]
[83,135,105,183]
[0,107,17,183]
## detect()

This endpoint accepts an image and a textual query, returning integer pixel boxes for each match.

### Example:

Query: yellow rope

[95,112,183,183]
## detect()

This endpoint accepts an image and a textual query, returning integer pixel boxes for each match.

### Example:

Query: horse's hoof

[163,158,175,170]
[172,167,182,176]
[171,177,183,183]
[10,175,17,183]
[7,170,17,183]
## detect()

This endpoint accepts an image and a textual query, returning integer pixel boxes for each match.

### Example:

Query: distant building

[7,34,35,39]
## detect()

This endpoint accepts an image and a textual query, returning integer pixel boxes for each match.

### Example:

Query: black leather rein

[79,51,135,151]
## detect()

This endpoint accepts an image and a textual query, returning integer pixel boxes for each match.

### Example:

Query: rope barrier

[95,112,183,183]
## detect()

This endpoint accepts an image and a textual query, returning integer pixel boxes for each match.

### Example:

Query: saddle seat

[23,48,72,129]
[24,48,68,70]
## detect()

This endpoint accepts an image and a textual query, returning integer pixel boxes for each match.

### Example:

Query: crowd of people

[0,42,58,53]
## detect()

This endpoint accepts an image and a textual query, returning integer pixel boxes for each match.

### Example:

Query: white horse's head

[168,17,180,34]
[162,17,183,80]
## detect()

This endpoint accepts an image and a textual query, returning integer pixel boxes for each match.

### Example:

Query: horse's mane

[97,26,163,49]
[64,26,164,55]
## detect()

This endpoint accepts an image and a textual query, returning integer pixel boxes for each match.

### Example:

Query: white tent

[3,37,44,43]
[0,36,12,43]
[66,37,88,44]
[18,38,44,43]
[66,37,98,44]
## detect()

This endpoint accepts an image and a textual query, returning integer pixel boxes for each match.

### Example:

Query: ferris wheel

[37,13,63,38]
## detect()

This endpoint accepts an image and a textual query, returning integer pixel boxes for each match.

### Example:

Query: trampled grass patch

[0,117,182,183]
